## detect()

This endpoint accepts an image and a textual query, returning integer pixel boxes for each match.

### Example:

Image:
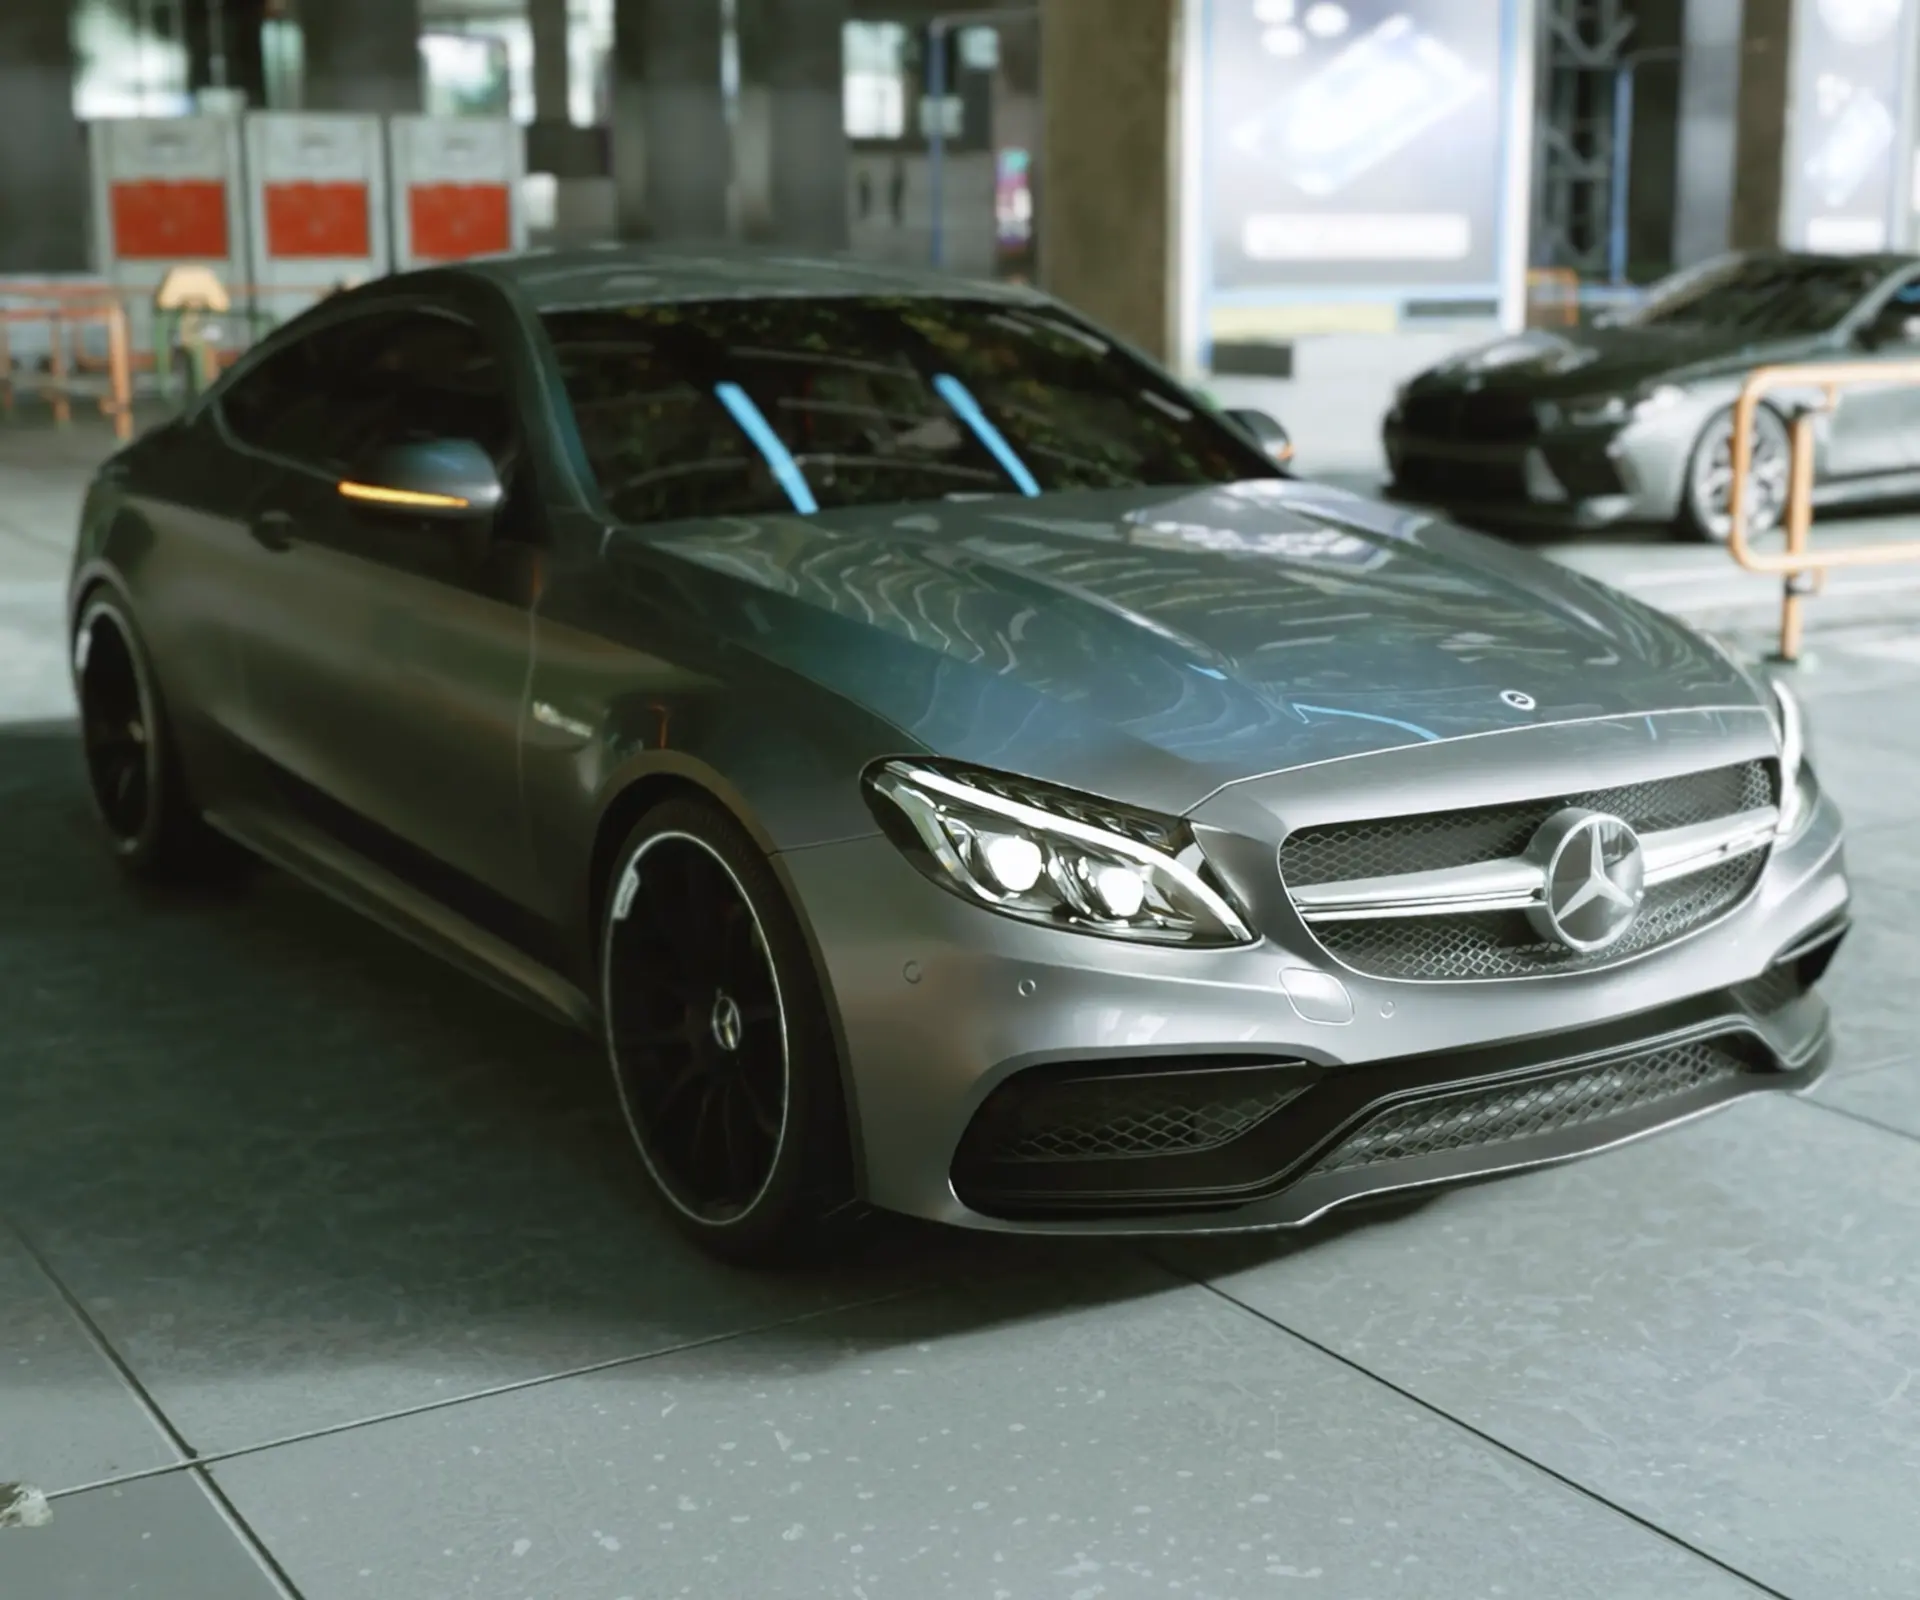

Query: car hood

[1411,324,1831,401]
[619,481,1762,816]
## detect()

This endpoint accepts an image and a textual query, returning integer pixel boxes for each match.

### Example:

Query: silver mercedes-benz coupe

[69,247,1849,1263]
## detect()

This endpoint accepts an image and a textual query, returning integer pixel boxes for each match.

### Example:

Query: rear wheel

[598,797,859,1265]
[73,592,238,884]
[1679,404,1789,543]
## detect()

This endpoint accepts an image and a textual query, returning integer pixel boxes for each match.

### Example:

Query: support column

[610,0,731,241]
[184,0,270,110]
[0,0,88,274]
[1728,0,1793,252]
[299,0,422,114]
[1038,0,1178,362]
[530,0,570,126]
[763,0,849,251]
[1671,0,1746,266]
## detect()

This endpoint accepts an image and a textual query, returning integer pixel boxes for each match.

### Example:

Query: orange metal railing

[1526,267,1581,329]
[0,292,135,441]
[1727,360,1920,662]
[0,271,354,427]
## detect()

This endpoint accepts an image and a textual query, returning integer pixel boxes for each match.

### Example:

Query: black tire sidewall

[74,593,172,870]
[598,796,853,1263]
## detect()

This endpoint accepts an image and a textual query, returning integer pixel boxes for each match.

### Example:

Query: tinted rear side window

[218,307,515,472]
[540,295,1275,525]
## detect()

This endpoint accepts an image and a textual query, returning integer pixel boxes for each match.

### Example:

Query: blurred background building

[3,0,1919,392]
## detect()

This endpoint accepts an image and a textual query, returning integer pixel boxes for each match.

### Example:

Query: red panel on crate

[264,182,372,259]
[110,180,230,260]
[408,184,511,261]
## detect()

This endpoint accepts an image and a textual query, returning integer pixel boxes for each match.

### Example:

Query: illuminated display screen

[1780,0,1919,253]
[1197,0,1524,307]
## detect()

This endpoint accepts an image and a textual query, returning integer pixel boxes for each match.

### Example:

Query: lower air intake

[957,1062,1308,1166]
[1306,1037,1753,1177]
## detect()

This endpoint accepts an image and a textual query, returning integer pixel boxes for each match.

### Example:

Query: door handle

[250,510,296,552]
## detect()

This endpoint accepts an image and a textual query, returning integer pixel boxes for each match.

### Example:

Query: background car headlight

[1770,676,1815,837]
[865,761,1254,947]
[1564,384,1687,429]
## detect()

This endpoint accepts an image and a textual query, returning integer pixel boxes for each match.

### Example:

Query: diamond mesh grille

[1280,760,1775,980]
[1279,761,1775,888]
[1307,1038,1751,1177]
[1311,853,1765,981]
[963,1070,1306,1165]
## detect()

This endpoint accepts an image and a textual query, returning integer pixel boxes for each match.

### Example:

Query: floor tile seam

[5,1214,202,1471]
[37,1278,944,1502]
[1148,1252,1798,1600]
[1788,1087,1920,1148]
[183,1460,311,1600]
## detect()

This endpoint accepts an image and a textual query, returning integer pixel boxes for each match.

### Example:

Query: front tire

[72,591,239,885]
[1679,404,1790,543]
[598,797,859,1265]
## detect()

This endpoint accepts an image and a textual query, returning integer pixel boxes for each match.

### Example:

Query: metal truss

[1532,0,1636,277]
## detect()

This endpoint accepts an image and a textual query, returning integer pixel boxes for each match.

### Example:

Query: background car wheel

[1679,404,1789,543]
[72,592,242,885]
[599,797,860,1265]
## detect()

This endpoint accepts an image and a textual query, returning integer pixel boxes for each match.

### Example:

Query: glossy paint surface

[65,245,1848,1235]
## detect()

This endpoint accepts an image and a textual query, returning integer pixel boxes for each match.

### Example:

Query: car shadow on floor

[1,723,1422,1452]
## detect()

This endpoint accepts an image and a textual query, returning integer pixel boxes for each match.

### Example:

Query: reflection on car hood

[622,480,1761,815]
[1413,325,1829,400]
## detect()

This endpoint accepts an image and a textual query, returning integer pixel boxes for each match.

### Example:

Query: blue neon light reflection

[1293,703,1441,742]
[714,382,818,514]
[933,374,1042,497]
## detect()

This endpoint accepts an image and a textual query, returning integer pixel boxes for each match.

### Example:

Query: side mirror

[337,438,504,523]
[1224,406,1294,466]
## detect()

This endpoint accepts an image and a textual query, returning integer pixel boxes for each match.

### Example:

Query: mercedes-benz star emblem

[1525,808,1647,952]
[710,991,744,1052]
[1500,689,1537,711]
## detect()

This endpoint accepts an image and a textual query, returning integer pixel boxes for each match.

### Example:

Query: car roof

[445,242,1052,313]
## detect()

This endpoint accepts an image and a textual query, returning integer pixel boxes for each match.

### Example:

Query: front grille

[1307,1037,1753,1177]
[1394,454,1530,503]
[1399,394,1460,438]
[956,1063,1308,1166]
[1281,761,1777,981]
[1312,855,1765,980]
[1281,761,1773,888]
[1461,391,1540,441]
[1399,392,1539,442]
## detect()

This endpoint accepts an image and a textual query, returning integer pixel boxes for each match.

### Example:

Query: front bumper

[779,743,1849,1237]
[1381,415,1691,530]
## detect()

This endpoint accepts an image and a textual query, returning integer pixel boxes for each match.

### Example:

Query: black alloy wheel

[600,797,857,1263]
[1681,404,1790,543]
[73,593,235,883]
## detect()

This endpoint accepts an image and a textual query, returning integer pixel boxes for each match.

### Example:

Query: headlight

[865,761,1255,947]
[1563,384,1687,428]
[1769,676,1815,837]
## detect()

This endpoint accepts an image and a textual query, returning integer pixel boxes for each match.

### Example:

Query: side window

[218,337,331,457]
[218,308,517,474]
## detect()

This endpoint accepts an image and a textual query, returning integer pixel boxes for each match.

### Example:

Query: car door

[1825,272,1920,481]
[228,302,545,918]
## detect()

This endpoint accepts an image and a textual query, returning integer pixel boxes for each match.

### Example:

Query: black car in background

[1384,251,1920,541]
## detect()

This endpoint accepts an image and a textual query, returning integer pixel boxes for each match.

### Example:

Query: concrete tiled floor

[4,414,1920,1598]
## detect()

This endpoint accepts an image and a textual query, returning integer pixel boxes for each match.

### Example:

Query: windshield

[1619,255,1888,337]
[540,295,1278,524]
